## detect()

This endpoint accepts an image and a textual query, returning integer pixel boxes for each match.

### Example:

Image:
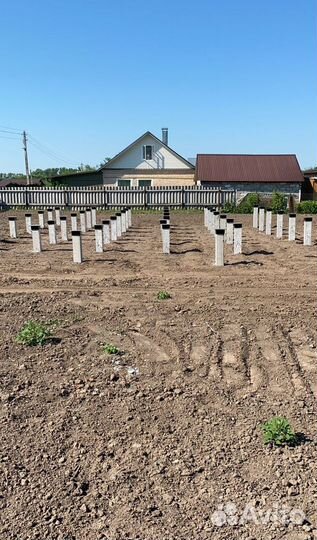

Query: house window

[117,179,131,187]
[142,145,153,160]
[138,179,152,187]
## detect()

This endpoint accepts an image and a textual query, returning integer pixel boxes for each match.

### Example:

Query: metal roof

[196,154,303,183]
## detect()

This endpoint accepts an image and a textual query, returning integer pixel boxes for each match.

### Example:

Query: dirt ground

[0,210,316,540]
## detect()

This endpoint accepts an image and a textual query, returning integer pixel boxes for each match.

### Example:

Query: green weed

[103,343,120,355]
[157,291,171,300]
[262,417,298,447]
[16,321,53,346]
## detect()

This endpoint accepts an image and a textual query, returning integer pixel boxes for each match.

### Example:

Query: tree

[98,157,111,168]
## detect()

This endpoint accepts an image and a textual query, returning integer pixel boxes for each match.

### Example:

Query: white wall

[105,134,191,170]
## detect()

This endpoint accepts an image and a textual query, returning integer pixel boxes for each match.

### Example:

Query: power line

[0,135,22,140]
[28,134,79,163]
[0,129,22,135]
[0,124,22,132]
[28,140,76,166]
[28,136,79,166]
[28,140,75,166]
[0,127,80,168]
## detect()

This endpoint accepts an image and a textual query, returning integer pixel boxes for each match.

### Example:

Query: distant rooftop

[0,177,44,187]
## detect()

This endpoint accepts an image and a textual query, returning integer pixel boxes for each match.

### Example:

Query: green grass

[262,417,298,447]
[16,321,53,346]
[157,291,171,300]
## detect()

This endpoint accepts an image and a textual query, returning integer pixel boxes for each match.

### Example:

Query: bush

[16,321,52,346]
[222,193,261,214]
[240,193,261,211]
[262,417,298,447]
[297,201,317,214]
[271,192,287,213]
[222,202,237,213]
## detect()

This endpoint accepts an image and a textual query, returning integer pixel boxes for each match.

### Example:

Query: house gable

[102,132,194,170]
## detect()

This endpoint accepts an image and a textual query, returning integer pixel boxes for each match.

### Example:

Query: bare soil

[0,210,316,540]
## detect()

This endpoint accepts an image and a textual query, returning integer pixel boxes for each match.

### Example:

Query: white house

[101,129,195,187]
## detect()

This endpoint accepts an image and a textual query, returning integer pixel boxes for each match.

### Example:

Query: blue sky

[0,0,316,172]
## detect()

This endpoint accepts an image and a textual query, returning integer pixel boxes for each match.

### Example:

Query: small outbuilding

[195,154,304,201]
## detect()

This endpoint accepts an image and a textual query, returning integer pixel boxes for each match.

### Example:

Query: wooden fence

[0,185,236,210]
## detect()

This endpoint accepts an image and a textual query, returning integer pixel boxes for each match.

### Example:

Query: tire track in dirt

[280,327,317,398]
[217,324,250,389]
[128,328,181,379]
[189,336,220,380]
[252,325,297,396]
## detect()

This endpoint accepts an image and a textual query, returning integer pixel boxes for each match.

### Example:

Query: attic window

[142,145,153,160]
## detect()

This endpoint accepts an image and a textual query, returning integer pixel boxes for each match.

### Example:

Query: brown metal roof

[196,154,303,183]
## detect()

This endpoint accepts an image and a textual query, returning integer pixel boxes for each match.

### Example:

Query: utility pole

[23,131,31,185]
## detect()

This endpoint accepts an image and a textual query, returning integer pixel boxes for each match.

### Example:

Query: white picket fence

[0,185,236,210]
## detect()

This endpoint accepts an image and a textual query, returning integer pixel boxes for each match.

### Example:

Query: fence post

[226,218,234,244]
[214,229,225,266]
[233,224,242,254]
[55,207,61,226]
[31,225,42,253]
[304,217,312,246]
[25,187,29,208]
[9,217,18,238]
[38,211,45,229]
[217,188,221,211]
[182,186,185,209]
[258,207,265,232]
[110,216,117,241]
[64,189,69,209]
[253,206,259,228]
[288,213,296,241]
[60,217,68,241]
[162,224,170,254]
[144,186,148,210]
[276,211,284,239]
[25,213,32,234]
[80,210,86,233]
[48,220,57,244]
[72,231,83,263]
[265,208,272,235]
[102,220,111,244]
[94,225,103,253]
[71,213,78,231]
[213,211,220,232]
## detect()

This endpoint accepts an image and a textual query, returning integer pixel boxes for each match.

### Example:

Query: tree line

[0,158,111,180]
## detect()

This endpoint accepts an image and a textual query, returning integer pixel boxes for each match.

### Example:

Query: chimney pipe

[162,128,168,146]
